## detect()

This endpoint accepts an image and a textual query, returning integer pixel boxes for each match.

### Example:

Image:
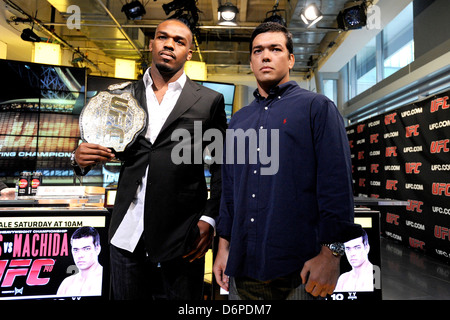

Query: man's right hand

[213,237,230,292]
[74,143,115,168]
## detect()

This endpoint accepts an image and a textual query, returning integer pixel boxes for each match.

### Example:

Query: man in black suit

[72,19,227,300]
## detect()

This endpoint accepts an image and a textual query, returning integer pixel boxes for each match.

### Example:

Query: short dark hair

[249,22,294,55]
[71,226,100,247]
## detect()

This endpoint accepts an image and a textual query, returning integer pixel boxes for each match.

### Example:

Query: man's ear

[149,39,154,52]
[288,53,295,70]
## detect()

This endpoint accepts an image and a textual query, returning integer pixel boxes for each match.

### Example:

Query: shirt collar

[143,68,187,91]
[253,81,298,100]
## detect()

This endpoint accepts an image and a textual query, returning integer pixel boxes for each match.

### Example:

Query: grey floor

[380,237,450,300]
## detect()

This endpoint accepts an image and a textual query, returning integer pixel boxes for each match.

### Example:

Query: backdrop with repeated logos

[346,90,450,263]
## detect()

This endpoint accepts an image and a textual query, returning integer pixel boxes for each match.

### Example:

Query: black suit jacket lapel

[133,79,149,131]
[157,78,201,137]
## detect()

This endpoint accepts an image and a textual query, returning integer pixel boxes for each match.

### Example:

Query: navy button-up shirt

[217,81,361,281]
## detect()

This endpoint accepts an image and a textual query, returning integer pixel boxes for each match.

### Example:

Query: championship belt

[79,91,146,152]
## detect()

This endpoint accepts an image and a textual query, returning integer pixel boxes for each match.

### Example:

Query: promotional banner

[0,208,109,300]
[347,90,450,263]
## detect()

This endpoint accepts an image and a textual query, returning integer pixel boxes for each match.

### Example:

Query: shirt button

[260,126,264,129]
[253,170,257,174]
[252,194,256,198]
[278,96,281,99]
[250,218,255,222]
[264,106,268,110]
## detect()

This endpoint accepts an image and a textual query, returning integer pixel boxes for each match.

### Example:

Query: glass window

[323,79,337,104]
[382,3,414,78]
[356,37,377,95]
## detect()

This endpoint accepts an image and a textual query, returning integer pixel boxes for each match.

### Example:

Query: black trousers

[109,239,205,300]
[229,273,320,300]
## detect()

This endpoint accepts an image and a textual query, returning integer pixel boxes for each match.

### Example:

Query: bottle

[31,172,43,196]
[17,171,31,197]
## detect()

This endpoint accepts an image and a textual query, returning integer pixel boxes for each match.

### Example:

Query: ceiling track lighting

[21,28,41,42]
[162,0,201,42]
[300,3,323,28]
[121,0,146,20]
[218,2,239,26]
[263,0,287,27]
[337,1,368,31]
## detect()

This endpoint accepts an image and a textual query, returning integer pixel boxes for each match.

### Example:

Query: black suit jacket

[108,76,227,262]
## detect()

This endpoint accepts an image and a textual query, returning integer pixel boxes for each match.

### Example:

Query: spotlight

[264,14,286,27]
[300,3,323,28]
[122,1,146,20]
[263,8,287,27]
[337,3,367,30]
[218,2,239,26]
[21,28,41,42]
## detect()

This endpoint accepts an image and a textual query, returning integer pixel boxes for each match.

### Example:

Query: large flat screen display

[0,59,236,192]
[0,208,110,300]
[331,209,382,301]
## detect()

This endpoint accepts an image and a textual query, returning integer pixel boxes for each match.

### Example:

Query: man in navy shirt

[213,22,362,299]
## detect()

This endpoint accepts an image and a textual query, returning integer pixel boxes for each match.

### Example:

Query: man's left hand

[300,246,341,297]
[183,220,214,262]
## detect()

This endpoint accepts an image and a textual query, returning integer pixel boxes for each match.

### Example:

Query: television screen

[195,81,235,122]
[0,208,110,300]
[0,60,236,191]
[331,209,382,301]
[0,60,86,186]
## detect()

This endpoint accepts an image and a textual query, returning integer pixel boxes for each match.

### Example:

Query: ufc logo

[406,200,423,213]
[386,180,398,190]
[405,124,420,138]
[0,259,55,287]
[384,113,397,125]
[430,140,450,153]
[348,140,354,148]
[405,162,422,174]
[434,226,450,241]
[371,164,379,173]
[385,147,397,157]
[430,96,449,113]
[432,183,450,196]
[358,151,364,160]
[357,124,365,133]
[359,178,366,187]
[386,213,399,225]
[370,133,379,144]
[409,237,425,249]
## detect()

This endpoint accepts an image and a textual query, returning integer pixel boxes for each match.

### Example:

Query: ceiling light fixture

[122,1,146,20]
[337,2,367,30]
[263,0,287,27]
[218,2,239,26]
[300,3,323,28]
[21,28,41,42]
[162,0,201,42]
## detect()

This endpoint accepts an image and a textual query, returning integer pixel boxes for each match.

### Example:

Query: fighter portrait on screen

[334,230,374,292]
[57,227,103,297]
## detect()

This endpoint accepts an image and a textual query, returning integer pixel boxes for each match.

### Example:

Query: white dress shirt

[111,69,214,252]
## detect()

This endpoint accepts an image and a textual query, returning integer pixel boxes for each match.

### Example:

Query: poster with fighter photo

[0,208,109,300]
[329,209,382,301]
